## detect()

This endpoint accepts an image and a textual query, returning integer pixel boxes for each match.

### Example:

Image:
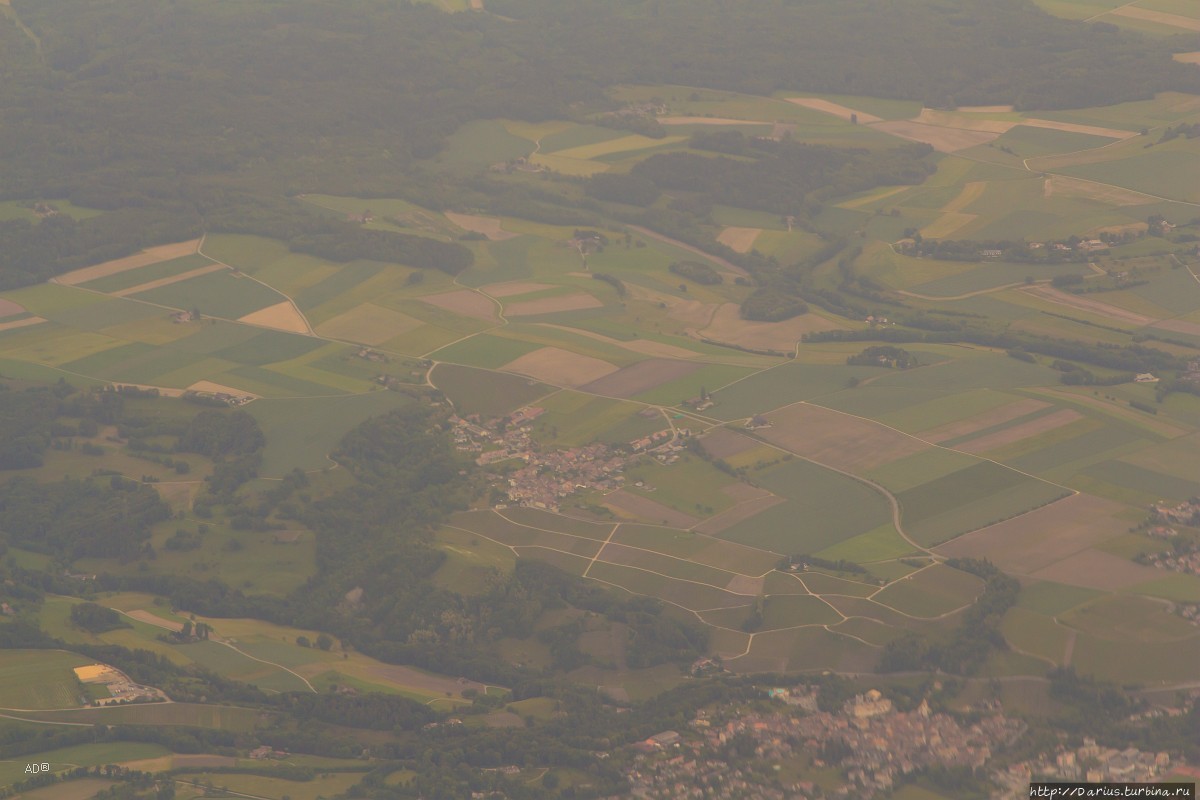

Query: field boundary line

[197,233,316,336]
[211,640,317,693]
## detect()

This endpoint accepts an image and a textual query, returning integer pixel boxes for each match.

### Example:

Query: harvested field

[787,97,882,123]
[1152,319,1200,338]
[505,292,603,316]
[605,489,700,528]
[956,409,1082,454]
[443,211,517,240]
[761,403,929,473]
[173,755,236,768]
[420,289,498,321]
[717,226,762,253]
[870,120,999,152]
[1175,52,1200,65]
[626,284,719,326]
[699,428,760,459]
[722,482,773,502]
[111,263,226,297]
[0,315,46,333]
[920,398,1050,442]
[958,105,1015,113]
[692,495,786,535]
[0,299,25,317]
[482,281,554,297]
[1031,549,1171,590]
[580,358,700,398]
[943,181,988,213]
[699,303,842,351]
[238,301,311,334]
[501,346,617,387]
[536,324,698,359]
[1021,117,1137,139]
[914,109,1015,133]
[657,116,768,125]
[125,609,184,632]
[921,212,976,239]
[1044,175,1156,206]
[725,574,765,595]
[1109,5,1200,31]
[1022,286,1154,325]
[315,303,422,345]
[935,494,1126,575]
[55,239,201,285]
[187,380,260,399]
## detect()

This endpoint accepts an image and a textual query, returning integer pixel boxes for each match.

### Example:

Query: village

[996,739,1181,798]
[450,406,690,511]
[614,687,1026,799]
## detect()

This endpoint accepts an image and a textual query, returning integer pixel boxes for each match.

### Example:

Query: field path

[197,234,316,335]
[175,779,272,800]
[212,640,317,693]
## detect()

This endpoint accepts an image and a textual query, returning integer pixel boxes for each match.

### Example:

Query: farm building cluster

[74,663,167,706]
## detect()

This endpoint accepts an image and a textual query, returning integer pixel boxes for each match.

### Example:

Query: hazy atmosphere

[0,1,1198,798]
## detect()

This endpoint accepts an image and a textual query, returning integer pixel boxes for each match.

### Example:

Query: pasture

[0,650,91,710]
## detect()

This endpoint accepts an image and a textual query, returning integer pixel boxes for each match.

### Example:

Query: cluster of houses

[997,738,1176,797]
[1149,499,1200,527]
[616,687,1024,799]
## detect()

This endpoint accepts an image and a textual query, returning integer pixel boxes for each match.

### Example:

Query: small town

[451,407,690,511]
[613,687,1027,799]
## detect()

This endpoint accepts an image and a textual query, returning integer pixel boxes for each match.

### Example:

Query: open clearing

[935,493,1126,575]
[187,380,260,399]
[482,281,555,297]
[786,97,881,123]
[501,346,617,387]
[1031,548,1169,590]
[604,489,700,528]
[443,211,518,240]
[919,398,1050,442]
[54,239,201,285]
[0,298,24,317]
[1109,5,1200,31]
[420,289,498,320]
[761,403,929,473]
[699,304,842,351]
[956,409,1082,454]
[1021,117,1137,139]
[1045,174,1157,206]
[505,292,603,316]
[126,609,185,632]
[0,316,46,333]
[537,324,699,359]
[315,303,422,344]
[1174,52,1200,65]
[111,262,226,297]
[1022,286,1154,325]
[238,300,311,334]
[717,226,762,253]
[871,120,1000,151]
[914,109,1014,133]
[580,358,700,398]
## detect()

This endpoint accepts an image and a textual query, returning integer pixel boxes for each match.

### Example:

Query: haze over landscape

[0,1,1198,798]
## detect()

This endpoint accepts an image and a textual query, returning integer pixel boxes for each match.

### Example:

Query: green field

[430,363,553,416]
[0,650,92,710]
[132,272,287,319]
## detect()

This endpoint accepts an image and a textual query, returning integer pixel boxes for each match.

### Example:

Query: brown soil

[237,300,311,334]
[1109,5,1200,31]
[536,323,699,359]
[935,494,1125,574]
[1031,549,1170,590]
[786,97,882,124]
[914,109,1015,133]
[421,289,499,321]
[501,346,617,387]
[699,428,760,459]
[55,239,201,285]
[1152,319,1200,338]
[443,211,517,241]
[956,409,1082,454]
[717,227,762,253]
[1023,286,1154,326]
[699,303,843,352]
[691,495,786,535]
[869,120,1000,152]
[0,298,25,318]
[0,316,46,333]
[1020,118,1138,139]
[315,303,423,345]
[920,398,1050,443]
[482,281,555,297]
[603,489,700,528]
[187,380,259,399]
[759,404,929,473]
[579,358,700,398]
[115,263,226,297]
[505,292,603,316]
